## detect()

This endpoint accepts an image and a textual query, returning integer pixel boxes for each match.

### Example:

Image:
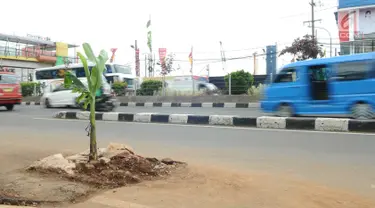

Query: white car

[41,78,117,111]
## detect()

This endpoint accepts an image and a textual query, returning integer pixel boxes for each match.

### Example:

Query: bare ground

[1,132,375,208]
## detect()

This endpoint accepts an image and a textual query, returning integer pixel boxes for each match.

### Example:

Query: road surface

[1,105,375,199]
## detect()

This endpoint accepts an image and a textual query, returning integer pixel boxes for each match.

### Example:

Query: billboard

[359,8,375,35]
[339,0,375,9]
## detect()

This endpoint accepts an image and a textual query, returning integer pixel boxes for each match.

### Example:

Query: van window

[333,61,368,81]
[274,68,297,83]
[309,65,330,81]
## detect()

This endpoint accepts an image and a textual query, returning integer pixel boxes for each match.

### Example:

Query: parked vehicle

[0,72,22,111]
[41,75,117,112]
[260,52,375,119]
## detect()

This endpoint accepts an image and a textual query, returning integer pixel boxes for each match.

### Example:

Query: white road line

[32,117,375,136]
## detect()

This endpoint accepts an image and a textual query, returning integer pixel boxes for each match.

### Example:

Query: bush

[21,82,41,97]
[138,80,163,96]
[224,70,254,95]
[248,83,266,100]
[111,81,127,96]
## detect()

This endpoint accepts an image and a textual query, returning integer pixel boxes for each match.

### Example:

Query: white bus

[33,63,136,94]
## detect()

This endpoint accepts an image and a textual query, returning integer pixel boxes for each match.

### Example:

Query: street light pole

[309,26,332,57]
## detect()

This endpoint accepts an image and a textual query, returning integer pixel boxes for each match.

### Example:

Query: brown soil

[0,148,185,206]
[65,153,186,188]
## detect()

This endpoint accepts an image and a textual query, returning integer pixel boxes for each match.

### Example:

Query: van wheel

[5,104,14,111]
[276,104,293,117]
[351,103,373,119]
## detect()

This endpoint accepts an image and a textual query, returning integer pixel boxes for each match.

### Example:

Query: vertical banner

[136,49,140,77]
[158,48,167,73]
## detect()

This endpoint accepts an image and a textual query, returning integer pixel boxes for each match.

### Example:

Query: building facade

[335,0,375,55]
[0,33,78,81]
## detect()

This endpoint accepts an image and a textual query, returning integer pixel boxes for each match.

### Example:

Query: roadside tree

[279,34,325,61]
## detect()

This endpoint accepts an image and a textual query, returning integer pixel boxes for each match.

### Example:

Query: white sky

[2,0,339,77]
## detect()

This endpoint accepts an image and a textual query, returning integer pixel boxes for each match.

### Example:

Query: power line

[279,5,337,19]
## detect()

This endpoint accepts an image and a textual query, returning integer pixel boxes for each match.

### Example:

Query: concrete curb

[22,101,259,108]
[21,102,41,105]
[53,111,375,133]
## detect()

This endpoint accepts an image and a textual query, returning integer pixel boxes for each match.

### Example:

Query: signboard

[339,0,375,9]
[26,34,51,41]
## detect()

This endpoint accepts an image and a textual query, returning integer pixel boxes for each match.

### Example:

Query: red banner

[158,48,167,72]
[135,49,140,77]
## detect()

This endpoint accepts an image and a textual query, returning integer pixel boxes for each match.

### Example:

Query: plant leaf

[90,66,101,93]
[83,43,98,64]
[77,52,92,90]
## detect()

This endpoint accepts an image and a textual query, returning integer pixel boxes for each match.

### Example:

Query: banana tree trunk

[89,98,98,161]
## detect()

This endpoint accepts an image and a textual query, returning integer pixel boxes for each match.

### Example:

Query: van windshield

[0,74,18,84]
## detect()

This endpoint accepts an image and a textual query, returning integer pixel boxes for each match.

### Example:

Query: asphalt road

[1,105,375,198]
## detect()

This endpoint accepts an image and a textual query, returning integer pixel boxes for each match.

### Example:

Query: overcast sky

[2,0,339,77]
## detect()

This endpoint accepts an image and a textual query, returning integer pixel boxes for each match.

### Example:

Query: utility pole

[220,41,230,95]
[253,52,257,75]
[303,0,321,40]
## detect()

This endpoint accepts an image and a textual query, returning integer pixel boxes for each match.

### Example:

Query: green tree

[279,35,325,61]
[224,70,253,95]
[64,43,109,161]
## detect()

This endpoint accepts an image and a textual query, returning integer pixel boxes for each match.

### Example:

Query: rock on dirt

[26,154,76,175]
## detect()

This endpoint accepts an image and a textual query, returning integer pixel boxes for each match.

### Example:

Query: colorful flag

[188,47,193,73]
[110,48,117,63]
[146,17,152,52]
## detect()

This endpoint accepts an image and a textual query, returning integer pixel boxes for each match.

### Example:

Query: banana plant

[64,43,109,161]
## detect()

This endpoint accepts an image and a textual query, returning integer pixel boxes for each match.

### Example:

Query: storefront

[336,0,375,55]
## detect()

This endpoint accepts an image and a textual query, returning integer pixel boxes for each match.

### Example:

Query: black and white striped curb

[53,111,375,133]
[22,102,259,108]
[119,102,259,108]
[21,102,41,105]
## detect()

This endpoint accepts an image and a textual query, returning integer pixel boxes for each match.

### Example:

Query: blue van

[260,52,375,119]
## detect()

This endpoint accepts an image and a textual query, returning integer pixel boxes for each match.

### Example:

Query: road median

[22,101,259,108]
[53,111,375,133]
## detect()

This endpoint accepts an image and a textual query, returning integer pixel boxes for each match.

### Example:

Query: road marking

[32,117,375,136]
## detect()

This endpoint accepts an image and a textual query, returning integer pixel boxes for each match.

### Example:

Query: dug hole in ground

[0,132,375,208]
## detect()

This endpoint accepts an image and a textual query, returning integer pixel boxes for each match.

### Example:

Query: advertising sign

[359,8,375,35]
[337,10,361,42]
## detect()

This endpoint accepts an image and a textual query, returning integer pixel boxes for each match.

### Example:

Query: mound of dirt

[68,152,186,188]
[0,143,186,205]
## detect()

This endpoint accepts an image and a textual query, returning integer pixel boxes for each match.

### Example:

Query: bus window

[333,61,369,81]
[274,68,297,83]
[114,65,132,74]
